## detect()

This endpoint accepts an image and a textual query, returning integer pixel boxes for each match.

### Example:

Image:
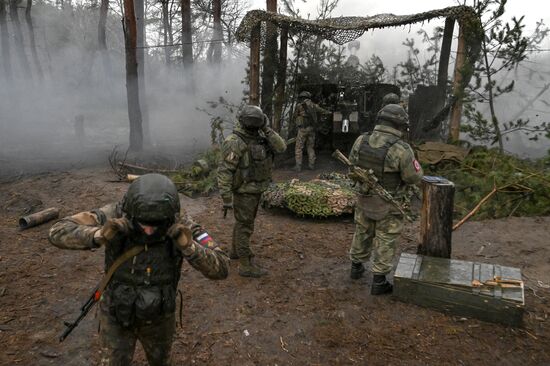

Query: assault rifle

[59,288,100,342]
[332,149,413,222]
[59,245,145,342]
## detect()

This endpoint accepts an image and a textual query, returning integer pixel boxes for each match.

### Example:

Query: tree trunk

[9,0,32,79]
[123,0,143,151]
[261,0,277,119]
[249,24,261,106]
[25,0,43,80]
[482,38,503,153]
[418,176,455,258]
[209,0,222,63]
[449,24,466,142]
[135,0,150,145]
[98,0,108,49]
[181,0,193,68]
[273,25,287,133]
[161,0,171,65]
[0,0,12,82]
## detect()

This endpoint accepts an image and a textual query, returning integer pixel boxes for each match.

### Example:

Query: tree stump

[418,176,455,258]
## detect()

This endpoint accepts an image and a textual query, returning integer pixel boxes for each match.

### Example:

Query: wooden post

[261,0,278,119]
[273,26,288,133]
[418,176,455,258]
[437,18,455,90]
[249,24,261,106]
[449,24,466,142]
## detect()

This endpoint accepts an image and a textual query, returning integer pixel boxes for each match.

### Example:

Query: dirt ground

[0,160,549,366]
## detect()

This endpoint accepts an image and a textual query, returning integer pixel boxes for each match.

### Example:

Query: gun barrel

[332,149,352,166]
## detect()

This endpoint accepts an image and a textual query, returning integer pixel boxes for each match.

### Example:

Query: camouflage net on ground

[262,173,356,218]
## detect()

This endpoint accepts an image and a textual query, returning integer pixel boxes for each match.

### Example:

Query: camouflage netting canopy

[262,173,356,218]
[237,6,482,46]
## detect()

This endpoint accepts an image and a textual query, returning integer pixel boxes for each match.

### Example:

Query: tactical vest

[296,101,318,128]
[234,131,273,184]
[103,232,183,326]
[357,133,402,192]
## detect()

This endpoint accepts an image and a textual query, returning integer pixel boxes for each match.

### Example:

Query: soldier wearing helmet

[217,105,286,277]
[292,91,331,172]
[347,104,423,295]
[49,173,229,365]
[382,92,400,107]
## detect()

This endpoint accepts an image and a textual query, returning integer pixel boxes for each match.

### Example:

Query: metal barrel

[19,207,60,230]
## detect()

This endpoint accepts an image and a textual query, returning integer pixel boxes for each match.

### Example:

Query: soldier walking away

[381,92,400,107]
[218,105,286,277]
[293,91,331,172]
[347,104,423,295]
[49,174,229,366]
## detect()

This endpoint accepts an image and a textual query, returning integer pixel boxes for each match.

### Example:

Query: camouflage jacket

[48,203,229,280]
[217,126,286,201]
[349,124,423,197]
[293,99,331,129]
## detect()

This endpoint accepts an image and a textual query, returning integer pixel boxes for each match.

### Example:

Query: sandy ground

[0,163,549,365]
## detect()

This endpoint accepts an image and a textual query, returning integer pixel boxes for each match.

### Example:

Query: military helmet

[298,91,312,99]
[122,173,180,223]
[382,93,400,106]
[377,104,409,128]
[239,104,265,129]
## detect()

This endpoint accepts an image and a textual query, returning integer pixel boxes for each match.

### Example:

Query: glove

[167,224,193,251]
[93,218,131,246]
[348,171,362,182]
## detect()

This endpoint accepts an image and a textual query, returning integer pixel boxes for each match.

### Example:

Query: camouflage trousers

[295,126,316,168]
[99,309,175,366]
[232,192,261,258]
[349,204,404,275]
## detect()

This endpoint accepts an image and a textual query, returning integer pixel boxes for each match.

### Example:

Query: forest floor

[0,155,549,365]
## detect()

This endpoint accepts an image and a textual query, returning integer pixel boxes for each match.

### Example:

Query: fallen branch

[453,186,497,231]
[453,173,537,231]
[118,162,178,175]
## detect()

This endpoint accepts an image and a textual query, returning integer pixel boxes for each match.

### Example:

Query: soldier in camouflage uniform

[49,174,229,366]
[293,91,331,172]
[348,104,423,295]
[382,92,400,107]
[217,105,286,277]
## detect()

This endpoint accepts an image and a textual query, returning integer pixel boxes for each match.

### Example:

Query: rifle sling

[97,245,146,296]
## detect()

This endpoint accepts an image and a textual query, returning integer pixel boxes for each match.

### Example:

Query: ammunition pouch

[109,283,177,326]
[357,194,393,220]
[135,286,163,320]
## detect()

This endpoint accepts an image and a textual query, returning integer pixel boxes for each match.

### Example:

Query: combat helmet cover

[122,173,180,223]
[298,91,312,99]
[377,104,409,128]
[382,93,400,105]
[239,105,265,129]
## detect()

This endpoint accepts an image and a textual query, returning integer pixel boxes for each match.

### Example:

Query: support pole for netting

[249,24,261,106]
[273,26,288,133]
[449,24,466,142]
[437,18,455,90]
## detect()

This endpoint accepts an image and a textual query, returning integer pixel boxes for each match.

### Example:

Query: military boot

[350,262,365,280]
[371,274,393,295]
[307,163,315,170]
[294,164,302,172]
[239,256,268,278]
